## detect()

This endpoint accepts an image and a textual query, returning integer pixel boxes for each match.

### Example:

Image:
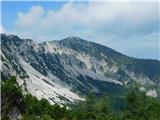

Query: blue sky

[1,1,159,60]
[2,1,68,30]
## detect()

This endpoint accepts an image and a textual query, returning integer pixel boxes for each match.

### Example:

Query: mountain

[1,34,160,104]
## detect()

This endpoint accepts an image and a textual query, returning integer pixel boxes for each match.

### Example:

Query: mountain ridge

[3,33,159,61]
[1,33,160,104]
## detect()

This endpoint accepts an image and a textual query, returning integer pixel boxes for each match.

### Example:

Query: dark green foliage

[1,76,69,120]
[23,94,68,120]
[1,76,160,120]
[1,76,23,117]
[69,94,116,120]
[121,87,160,120]
[41,114,54,120]
[22,114,37,120]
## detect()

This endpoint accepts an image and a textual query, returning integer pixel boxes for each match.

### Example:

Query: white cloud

[0,25,6,33]
[15,5,44,29]
[11,2,159,59]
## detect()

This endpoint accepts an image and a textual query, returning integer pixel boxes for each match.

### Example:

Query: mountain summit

[1,34,160,104]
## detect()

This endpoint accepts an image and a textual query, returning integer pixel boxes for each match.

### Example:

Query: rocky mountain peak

[1,34,160,105]
[60,36,89,45]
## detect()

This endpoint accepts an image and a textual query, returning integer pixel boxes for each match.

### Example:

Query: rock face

[1,34,160,104]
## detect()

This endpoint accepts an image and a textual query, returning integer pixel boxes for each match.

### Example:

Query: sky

[1,1,160,60]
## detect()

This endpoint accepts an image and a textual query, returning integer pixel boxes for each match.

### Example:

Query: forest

[1,76,160,120]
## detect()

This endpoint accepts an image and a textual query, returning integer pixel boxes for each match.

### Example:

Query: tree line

[1,76,160,120]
